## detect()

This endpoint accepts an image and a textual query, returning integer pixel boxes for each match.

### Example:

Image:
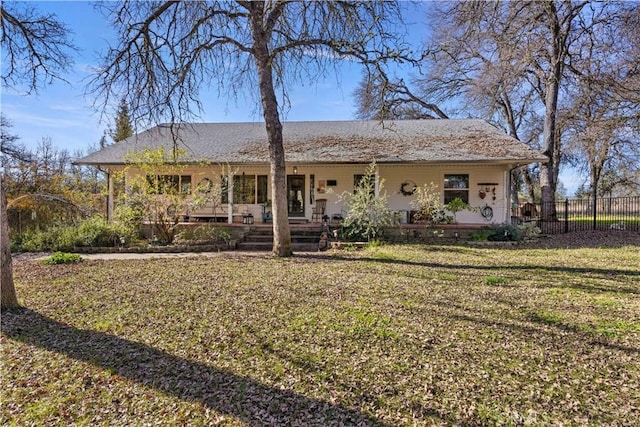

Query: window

[234,174,256,204]
[353,174,375,195]
[221,174,267,204]
[257,175,268,204]
[221,175,229,203]
[146,175,191,194]
[444,174,469,204]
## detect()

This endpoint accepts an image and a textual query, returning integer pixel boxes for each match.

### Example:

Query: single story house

[76,119,547,225]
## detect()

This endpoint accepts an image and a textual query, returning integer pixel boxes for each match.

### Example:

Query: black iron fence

[512,196,640,234]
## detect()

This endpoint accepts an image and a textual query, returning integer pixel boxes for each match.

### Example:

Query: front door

[287,175,305,217]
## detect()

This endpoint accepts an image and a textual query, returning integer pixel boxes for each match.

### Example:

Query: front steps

[236,226,322,252]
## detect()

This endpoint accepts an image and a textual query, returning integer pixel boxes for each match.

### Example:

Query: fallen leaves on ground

[2,234,639,425]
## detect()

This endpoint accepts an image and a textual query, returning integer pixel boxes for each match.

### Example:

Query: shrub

[76,216,135,247]
[17,216,137,252]
[20,226,77,252]
[174,226,232,245]
[470,224,527,242]
[339,161,397,241]
[411,182,444,224]
[44,252,83,265]
[470,228,495,241]
[487,224,522,241]
[444,197,476,222]
[10,234,23,253]
[517,222,541,239]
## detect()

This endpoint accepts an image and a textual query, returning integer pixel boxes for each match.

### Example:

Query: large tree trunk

[539,73,560,219]
[521,168,536,203]
[539,2,564,220]
[250,4,292,257]
[1,176,19,309]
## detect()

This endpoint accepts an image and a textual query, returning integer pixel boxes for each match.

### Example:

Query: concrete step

[237,226,323,251]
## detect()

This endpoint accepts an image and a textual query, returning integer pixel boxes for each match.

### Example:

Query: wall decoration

[197,177,213,193]
[478,183,498,201]
[480,204,494,221]
[400,180,417,196]
[317,179,326,194]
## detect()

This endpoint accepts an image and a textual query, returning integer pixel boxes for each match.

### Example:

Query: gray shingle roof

[76,119,547,165]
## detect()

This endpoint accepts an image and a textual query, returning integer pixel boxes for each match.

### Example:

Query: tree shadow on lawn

[1,308,390,426]
[442,301,640,356]
[307,253,640,295]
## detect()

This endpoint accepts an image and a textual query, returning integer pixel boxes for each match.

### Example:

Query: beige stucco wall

[112,163,513,224]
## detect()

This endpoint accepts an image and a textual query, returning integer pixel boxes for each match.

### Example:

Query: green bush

[339,162,397,241]
[487,224,522,241]
[20,226,77,252]
[44,252,83,265]
[470,224,526,242]
[174,226,232,245]
[517,222,541,239]
[470,228,495,241]
[17,216,137,252]
[76,216,133,247]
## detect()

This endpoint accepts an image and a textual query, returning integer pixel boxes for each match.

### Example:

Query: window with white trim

[146,175,191,194]
[443,174,469,204]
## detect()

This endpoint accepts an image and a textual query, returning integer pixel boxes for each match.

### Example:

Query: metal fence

[512,196,640,234]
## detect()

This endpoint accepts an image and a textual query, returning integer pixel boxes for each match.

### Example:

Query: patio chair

[312,199,327,222]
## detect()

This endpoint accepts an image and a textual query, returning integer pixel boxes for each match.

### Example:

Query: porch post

[374,168,380,197]
[107,171,114,221]
[227,171,233,224]
[504,170,511,224]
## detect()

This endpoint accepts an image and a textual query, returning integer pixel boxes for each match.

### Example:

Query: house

[76,119,547,225]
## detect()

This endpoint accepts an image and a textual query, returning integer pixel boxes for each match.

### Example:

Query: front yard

[2,234,639,425]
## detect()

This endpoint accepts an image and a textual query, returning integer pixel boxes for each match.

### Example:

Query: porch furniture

[261,204,272,223]
[312,199,327,222]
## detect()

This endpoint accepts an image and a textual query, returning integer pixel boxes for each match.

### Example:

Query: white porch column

[227,171,233,224]
[374,168,380,197]
[107,172,114,221]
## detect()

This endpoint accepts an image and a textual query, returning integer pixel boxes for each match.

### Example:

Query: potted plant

[444,197,476,223]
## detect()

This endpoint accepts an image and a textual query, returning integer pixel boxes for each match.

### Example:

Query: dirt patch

[528,230,640,249]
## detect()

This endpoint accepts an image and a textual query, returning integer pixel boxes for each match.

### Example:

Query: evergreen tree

[110,98,134,143]
[99,131,108,149]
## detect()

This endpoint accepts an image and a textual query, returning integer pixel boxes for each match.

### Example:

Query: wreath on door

[400,180,417,196]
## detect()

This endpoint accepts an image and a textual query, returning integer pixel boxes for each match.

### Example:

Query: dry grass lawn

[2,232,639,425]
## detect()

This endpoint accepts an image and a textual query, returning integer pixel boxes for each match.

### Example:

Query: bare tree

[355,2,542,201]
[354,72,449,120]
[1,3,75,309]
[360,1,639,215]
[1,175,16,309]
[89,1,412,256]
[566,115,639,198]
[1,3,75,94]
[0,118,24,310]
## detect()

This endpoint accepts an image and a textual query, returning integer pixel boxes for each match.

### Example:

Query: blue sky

[1,1,582,194]
[1,1,400,155]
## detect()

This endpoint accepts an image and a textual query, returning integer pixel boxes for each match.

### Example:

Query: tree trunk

[538,0,583,219]
[1,176,19,310]
[249,4,292,257]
